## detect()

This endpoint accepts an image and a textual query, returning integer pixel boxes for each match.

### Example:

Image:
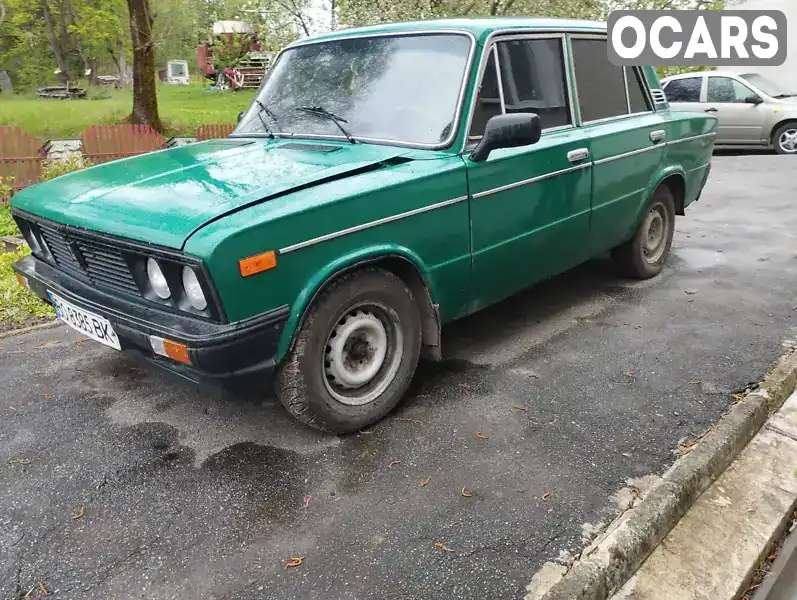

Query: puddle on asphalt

[672,247,727,270]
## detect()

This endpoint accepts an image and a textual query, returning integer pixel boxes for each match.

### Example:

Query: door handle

[705,108,718,113]
[567,148,589,163]
[650,130,666,143]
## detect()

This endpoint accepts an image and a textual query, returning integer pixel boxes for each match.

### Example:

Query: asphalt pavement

[1,154,796,600]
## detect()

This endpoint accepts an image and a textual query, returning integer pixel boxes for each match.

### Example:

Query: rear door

[568,34,668,256]
[465,34,592,310]
[705,75,766,144]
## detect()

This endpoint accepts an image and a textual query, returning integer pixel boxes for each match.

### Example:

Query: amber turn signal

[149,336,191,365]
[15,273,29,289]
[239,250,277,277]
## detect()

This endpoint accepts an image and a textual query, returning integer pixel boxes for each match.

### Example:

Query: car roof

[288,17,607,47]
[662,70,749,81]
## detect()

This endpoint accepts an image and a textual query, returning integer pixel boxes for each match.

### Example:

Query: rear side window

[626,67,651,114]
[663,77,702,102]
[496,38,571,129]
[571,38,627,122]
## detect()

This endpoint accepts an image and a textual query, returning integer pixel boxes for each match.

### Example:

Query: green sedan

[11,17,717,433]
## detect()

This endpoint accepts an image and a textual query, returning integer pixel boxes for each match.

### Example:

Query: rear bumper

[13,254,288,388]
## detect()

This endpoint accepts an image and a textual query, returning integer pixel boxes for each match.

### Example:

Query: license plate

[48,292,121,351]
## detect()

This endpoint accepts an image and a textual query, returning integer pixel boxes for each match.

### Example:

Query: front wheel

[773,123,797,155]
[611,185,676,279]
[275,268,422,433]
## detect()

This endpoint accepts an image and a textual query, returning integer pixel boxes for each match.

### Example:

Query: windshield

[234,33,473,146]
[738,73,797,98]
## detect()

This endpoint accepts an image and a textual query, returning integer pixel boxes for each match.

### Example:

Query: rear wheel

[773,123,797,155]
[275,268,422,433]
[611,185,676,279]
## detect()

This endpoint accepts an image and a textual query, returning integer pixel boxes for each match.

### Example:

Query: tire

[611,185,676,279]
[773,123,797,155]
[275,268,422,433]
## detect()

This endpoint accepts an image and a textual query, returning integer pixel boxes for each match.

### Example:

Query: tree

[126,0,162,130]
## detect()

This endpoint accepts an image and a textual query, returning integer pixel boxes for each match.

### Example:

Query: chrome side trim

[622,66,631,113]
[666,132,717,146]
[686,162,711,173]
[472,162,591,200]
[231,30,477,151]
[493,45,507,116]
[278,195,468,255]
[592,144,663,166]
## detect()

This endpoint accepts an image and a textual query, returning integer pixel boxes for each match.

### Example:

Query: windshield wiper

[254,100,277,138]
[296,106,356,144]
[774,94,796,99]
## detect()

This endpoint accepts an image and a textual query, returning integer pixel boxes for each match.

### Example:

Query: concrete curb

[535,349,797,600]
[0,319,61,340]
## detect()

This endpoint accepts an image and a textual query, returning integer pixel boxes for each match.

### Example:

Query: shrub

[41,155,93,181]
[0,246,56,324]
[0,177,13,204]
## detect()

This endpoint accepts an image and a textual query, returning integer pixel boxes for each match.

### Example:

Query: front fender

[275,244,435,361]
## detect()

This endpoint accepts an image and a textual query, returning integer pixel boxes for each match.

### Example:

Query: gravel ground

[1,154,796,600]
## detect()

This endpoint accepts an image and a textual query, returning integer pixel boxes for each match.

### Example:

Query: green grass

[0,83,256,139]
[0,204,18,237]
[0,247,55,325]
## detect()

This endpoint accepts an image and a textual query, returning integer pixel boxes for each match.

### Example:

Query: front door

[465,34,592,311]
[705,75,766,145]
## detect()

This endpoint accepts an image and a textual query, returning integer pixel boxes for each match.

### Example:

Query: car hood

[12,139,412,249]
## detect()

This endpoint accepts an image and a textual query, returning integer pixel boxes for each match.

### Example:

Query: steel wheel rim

[323,301,403,406]
[778,129,797,153]
[642,203,668,264]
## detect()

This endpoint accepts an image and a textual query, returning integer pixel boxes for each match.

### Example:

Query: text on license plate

[48,291,121,351]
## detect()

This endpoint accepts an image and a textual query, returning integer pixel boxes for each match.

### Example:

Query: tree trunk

[126,0,162,131]
[40,0,70,85]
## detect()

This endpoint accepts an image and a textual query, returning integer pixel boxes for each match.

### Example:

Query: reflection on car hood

[11,138,412,249]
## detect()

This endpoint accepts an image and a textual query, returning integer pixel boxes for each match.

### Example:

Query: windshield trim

[230,29,478,150]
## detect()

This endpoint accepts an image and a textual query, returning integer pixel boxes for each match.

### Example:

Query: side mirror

[745,95,763,105]
[237,111,245,123]
[470,113,542,162]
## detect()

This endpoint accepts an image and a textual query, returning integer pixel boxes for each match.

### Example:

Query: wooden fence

[80,125,167,164]
[195,124,235,141]
[0,127,46,193]
[2,122,238,194]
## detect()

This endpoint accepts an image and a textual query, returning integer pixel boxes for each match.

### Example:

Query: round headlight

[147,258,171,300]
[182,266,207,311]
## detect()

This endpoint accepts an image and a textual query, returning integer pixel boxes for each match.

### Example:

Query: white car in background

[661,71,797,155]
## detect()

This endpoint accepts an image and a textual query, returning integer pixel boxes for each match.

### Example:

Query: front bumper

[13,255,289,388]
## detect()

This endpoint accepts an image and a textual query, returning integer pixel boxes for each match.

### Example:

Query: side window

[707,77,753,103]
[571,38,627,122]
[626,67,651,114]
[663,77,702,103]
[496,38,571,129]
[468,49,502,139]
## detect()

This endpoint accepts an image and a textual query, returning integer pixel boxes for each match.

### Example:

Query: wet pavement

[1,155,796,600]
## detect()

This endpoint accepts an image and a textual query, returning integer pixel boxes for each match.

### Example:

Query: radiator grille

[34,220,141,298]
